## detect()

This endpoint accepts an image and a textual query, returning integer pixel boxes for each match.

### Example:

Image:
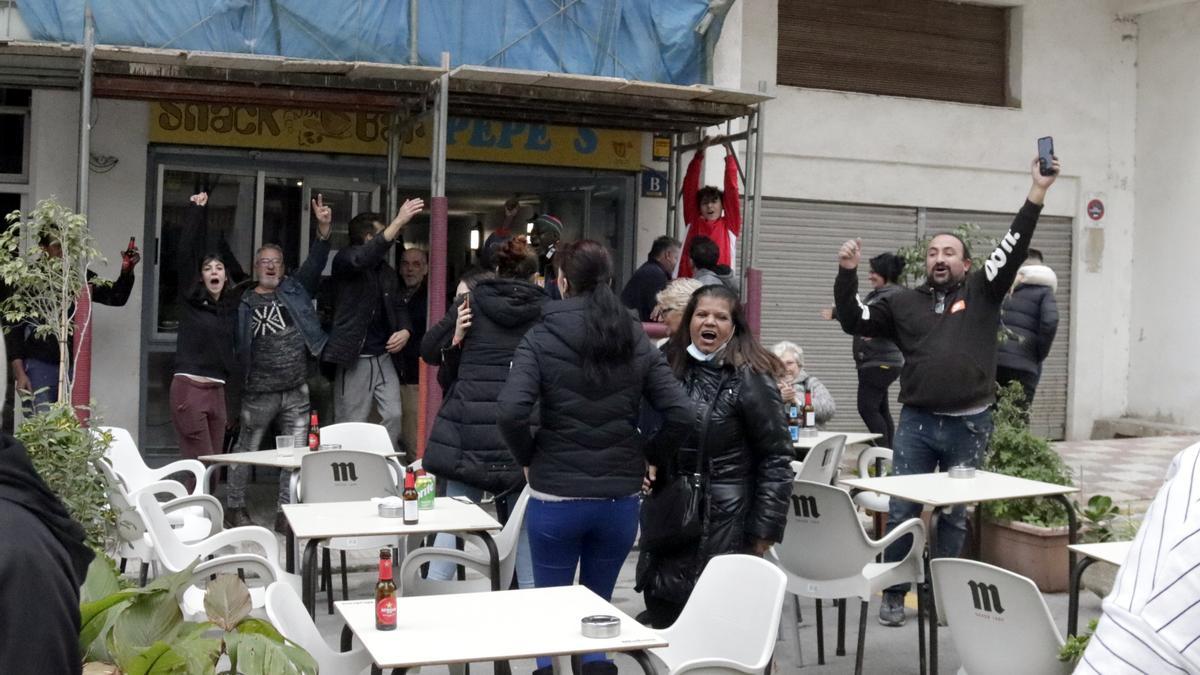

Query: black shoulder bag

[639,370,730,553]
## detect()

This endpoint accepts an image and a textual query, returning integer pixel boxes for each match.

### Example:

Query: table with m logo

[282,497,502,616]
[841,470,1078,674]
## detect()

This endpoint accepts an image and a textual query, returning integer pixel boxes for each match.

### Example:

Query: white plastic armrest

[857,447,893,477]
[664,656,763,674]
[190,525,281,568]
[190,553,279,587]
[872,517,927,557]
[148,459,208,493]
[162,494,224,538]
[403,547,491,576]
[129,479,189,502]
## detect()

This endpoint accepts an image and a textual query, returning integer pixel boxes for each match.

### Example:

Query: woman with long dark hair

[499,240,692,674]
[169,192,245,492]
[421,239,545,587]
[636,284,795,628]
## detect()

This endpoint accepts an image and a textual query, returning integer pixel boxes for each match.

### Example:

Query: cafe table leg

[1068,556,1099,637]
[1050,493,1080,598]
[917,561,927,675]
[301,539,321,618]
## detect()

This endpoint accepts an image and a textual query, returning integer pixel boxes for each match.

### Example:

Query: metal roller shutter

[756,199,1073,441]
[758,199,916,436]
[925,209,1073,439]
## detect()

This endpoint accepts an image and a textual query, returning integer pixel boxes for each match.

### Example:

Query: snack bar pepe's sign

[149,103,641,171]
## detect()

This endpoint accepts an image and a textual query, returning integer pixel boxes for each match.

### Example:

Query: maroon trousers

[170,375,227,491]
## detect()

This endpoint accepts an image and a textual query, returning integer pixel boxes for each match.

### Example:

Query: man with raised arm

[833,156,1059,627]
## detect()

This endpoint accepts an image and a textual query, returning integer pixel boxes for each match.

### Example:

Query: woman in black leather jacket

[636,284,795,628]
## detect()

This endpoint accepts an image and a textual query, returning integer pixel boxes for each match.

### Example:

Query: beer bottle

[402,471,420,525]
[787,404,801,442]
[375,549,397,631]
[803,391,816,430]
[307,412,320,451]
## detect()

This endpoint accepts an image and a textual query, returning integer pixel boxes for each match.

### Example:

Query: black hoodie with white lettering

[834,199,1043,412]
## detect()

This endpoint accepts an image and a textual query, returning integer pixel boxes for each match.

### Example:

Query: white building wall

[712,0,1139,440]
[29,90,148,435]
[1127,2,1200,427]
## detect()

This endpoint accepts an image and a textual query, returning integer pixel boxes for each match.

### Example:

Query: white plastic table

[794,431,881,453]
[283,498,502,617]
[840,470,1079,675]
[1067,540,1132,636]
[335,585,667,674]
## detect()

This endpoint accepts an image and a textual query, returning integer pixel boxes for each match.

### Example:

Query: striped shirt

[1077,441,1200,674]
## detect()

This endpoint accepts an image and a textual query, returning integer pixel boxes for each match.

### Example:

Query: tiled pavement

[1053,435,1198,512]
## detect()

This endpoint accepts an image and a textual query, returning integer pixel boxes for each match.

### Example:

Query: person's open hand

[392,198,425,230]
[838,238,862,270]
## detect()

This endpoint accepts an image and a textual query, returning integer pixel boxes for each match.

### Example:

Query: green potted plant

[1,199,116,556]
[979,381,1075,591]
[80,558,317,674]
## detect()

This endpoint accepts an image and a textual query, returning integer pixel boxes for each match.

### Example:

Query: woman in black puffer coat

[636,284,795,628]
[421,238,546,585]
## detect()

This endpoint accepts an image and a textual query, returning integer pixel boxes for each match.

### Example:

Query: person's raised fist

[838,238,863,270]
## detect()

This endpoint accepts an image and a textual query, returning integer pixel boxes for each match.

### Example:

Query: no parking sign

[1085,193,1106,225]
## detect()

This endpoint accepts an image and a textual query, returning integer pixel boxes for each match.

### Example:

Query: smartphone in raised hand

[1037,136,1056,176]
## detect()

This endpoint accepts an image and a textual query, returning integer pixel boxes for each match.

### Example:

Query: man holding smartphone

[832,154,1060,627]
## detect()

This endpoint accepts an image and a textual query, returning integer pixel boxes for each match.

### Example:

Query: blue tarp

[18,0,722,85]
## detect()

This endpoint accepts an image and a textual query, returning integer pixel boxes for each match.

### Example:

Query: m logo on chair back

[791,494,820,519]
[968,580,1005,614]
[331,461,359,483]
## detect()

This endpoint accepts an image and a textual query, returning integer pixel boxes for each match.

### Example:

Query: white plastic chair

[792,434,847,485]
[931,559,1072,675]
[265,582,373,675]
[852,446,893,515]
[649,554,787,674]
[101,426,206,495]
[319,422,396,456]
[98,460,219,585]
[770,480,926,674]
[398,486,530,596]
[297,450,401,614]
[135,490,298,619]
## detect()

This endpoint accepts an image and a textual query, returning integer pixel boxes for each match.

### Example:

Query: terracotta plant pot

[980,519,1070,592]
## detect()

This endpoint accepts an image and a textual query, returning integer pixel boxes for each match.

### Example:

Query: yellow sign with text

[148,103,641,171]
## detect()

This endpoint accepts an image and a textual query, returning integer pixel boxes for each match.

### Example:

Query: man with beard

[226,196,333,530]
[833,156,1059,627]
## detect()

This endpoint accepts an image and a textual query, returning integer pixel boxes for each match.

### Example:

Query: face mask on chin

[687,338,730,362]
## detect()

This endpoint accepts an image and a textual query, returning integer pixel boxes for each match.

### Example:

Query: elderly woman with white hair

[771,341,835,426]
[653,277,705,341]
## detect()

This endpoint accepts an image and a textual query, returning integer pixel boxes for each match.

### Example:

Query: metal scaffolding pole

[420,52,451,457]
[71,5,96,420]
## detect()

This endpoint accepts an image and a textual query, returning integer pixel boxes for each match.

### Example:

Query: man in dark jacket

[322,199,423,455]
[996,249,1058,412]
[834,156,1059,627]
[228,197,332,529]
[0,430,94,675]
[620,236,679,321]
[396,247,428,461]
[10,237,141,411]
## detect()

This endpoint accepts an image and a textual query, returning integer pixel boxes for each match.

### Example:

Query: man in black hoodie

[0,428,94,674]
[834,156,1059,627]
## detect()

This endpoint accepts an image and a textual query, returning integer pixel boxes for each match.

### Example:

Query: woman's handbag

[639,371,729,553]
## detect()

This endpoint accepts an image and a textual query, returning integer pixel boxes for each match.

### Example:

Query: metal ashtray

[581,615,620,639]
[377,501,404,518]
[948,465,976,479]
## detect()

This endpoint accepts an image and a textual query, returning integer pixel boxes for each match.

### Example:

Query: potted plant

[80,558,317,674]
[1,199,116,555]
[979,381,1075,591]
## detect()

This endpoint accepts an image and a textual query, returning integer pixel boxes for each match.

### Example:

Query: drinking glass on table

[276,434,296,457]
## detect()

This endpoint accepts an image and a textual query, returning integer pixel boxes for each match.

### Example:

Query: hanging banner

[148,103,641,171]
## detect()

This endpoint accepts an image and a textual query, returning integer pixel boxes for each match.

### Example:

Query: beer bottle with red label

[307,412,320,451]
[375,549,397,630]
[804,391,816,430]
[402,471,420,525]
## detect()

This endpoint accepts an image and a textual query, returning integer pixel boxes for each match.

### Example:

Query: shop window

[777,0,1012,107]
[0,88,31,181]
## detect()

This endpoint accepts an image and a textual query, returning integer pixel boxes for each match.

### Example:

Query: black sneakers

[879,591,906,627]
[224,507,254,529]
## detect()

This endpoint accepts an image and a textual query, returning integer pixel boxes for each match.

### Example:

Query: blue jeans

[21,357,60,413]
[884,406,993,593]
[527,495,640,668]
[426,480,534,589]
